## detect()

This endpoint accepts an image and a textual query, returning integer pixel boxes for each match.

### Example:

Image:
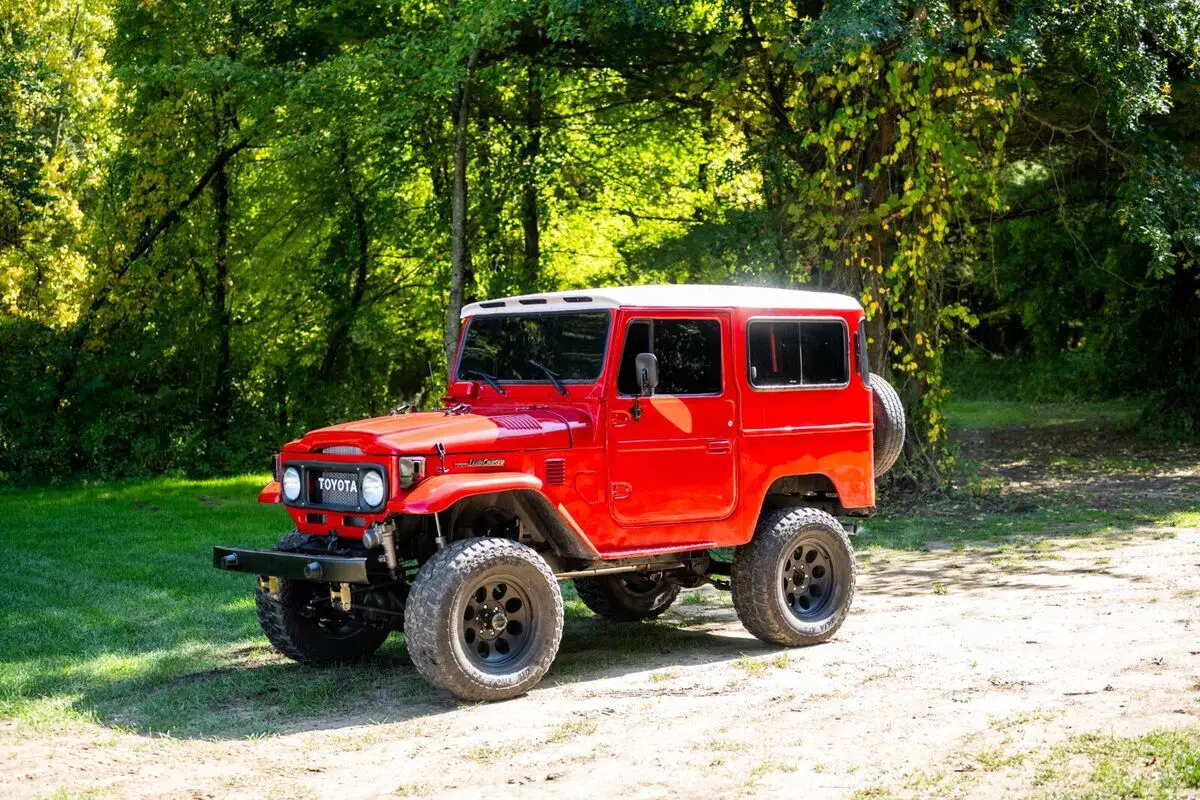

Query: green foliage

[1,0,1198,484]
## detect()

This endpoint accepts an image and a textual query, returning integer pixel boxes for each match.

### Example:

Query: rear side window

[748,319,848,388]
[617,318,723,395]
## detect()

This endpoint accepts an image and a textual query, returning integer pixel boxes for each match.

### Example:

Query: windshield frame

[453,309,614,387]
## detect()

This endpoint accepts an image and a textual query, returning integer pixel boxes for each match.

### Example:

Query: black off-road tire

[573,574,680,622]
[404,538,563,702]
[731,508,856,647]
[870,374,906,477]
[254,531,389,666]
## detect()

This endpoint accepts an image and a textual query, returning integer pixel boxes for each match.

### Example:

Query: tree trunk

[865,106,896,375]
[318,136,370,382]
[275,366,289,434]
[211,147,233,437]
[443,49,480,369]
[520,62,542,291]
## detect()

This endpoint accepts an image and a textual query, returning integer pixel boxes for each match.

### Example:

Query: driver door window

[616,319,723,395]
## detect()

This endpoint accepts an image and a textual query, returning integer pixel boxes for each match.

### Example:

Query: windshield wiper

[527,359,568,396]
[462,369,507,395]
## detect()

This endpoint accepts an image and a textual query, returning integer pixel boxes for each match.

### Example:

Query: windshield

[457,311,611,384]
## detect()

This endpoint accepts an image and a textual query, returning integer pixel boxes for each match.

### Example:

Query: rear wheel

[731,508,856,647]
[573,573,680,621]
[404,538,563,701]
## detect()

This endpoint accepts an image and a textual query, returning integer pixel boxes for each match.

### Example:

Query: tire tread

[404,538,563,701]
[870,375,906,477]
[731,507,856,647]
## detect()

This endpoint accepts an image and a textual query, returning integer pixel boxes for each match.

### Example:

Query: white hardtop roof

[461,284,861,317]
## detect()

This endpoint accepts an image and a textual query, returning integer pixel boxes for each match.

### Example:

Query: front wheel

[404,538,563,702]
[256,578,389,666]
[731,508,856,647]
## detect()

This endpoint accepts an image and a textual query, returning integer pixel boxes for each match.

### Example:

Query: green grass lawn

[0,476,738,738]
[0,476,444,738]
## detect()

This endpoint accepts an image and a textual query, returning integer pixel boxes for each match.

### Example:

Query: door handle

[707,439,731,455]
[610,481,632,500]
[611,410,631,426]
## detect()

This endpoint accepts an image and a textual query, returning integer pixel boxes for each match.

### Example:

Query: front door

[606,312,738,526]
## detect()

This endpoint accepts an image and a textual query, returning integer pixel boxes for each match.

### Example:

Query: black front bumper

[213,546,370,583]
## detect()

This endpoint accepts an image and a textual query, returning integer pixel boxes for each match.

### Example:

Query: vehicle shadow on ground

[71,609,776,741]
[857,542,1162,598]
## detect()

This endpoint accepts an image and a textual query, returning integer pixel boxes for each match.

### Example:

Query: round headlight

[361,470,385,507]
[282,466,301,502]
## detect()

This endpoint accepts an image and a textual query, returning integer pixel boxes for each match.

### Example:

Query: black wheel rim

[459,573,537,674]
[779,536,838,622]
[295,584,369,639]
[619,573,665,596]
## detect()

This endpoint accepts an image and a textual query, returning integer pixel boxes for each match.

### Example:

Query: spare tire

[870,375,905,477]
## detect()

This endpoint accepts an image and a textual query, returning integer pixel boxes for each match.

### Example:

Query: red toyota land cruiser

[214,285,905,701]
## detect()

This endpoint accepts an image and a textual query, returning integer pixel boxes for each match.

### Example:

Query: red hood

[287,408,588,455]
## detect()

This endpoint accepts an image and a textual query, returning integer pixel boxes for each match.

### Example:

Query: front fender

[399,472,543,514]
[258,480,282,504]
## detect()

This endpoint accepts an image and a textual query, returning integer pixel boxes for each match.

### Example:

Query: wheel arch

[759,472,846,519]
[416,480,600,561]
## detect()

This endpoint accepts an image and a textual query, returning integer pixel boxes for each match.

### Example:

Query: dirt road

[3,525,1197,799]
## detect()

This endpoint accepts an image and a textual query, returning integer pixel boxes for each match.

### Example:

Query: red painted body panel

[261,289,876,557]
[258,480,282,504]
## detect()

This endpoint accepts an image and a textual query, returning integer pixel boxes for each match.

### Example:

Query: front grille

[309,470,359,509]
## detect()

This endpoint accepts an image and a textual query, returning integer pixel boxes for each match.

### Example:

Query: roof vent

[563,295,592,303]
[480,301,506,309]
[517,298,548,305]
[544,458,566,486]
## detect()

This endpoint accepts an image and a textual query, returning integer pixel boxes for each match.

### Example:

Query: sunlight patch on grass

[1031,728,1200,798]
[857,497,1190,554]
[946,400,1138,430]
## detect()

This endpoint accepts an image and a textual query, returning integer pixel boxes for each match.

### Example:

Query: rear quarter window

[747,319,849,388]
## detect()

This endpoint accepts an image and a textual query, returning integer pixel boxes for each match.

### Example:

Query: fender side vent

[544,458,566,486]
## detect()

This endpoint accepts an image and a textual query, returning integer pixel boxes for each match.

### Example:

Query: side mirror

[635,352,659,396]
